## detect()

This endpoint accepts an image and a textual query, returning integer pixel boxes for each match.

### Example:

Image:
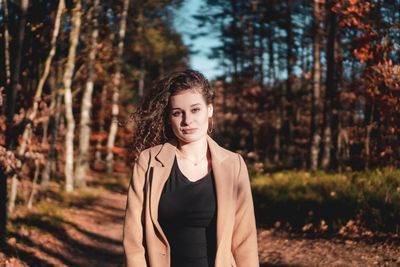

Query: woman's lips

[182,128,197,134]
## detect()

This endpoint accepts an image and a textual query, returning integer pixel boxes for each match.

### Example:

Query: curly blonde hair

[131,69,214,159]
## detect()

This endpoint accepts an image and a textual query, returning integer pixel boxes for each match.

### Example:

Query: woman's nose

[182,113,193,125]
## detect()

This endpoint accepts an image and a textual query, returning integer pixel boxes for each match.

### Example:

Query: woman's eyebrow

[171,103,201,110]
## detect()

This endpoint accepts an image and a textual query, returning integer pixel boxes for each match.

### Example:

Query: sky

[173,0,222,80]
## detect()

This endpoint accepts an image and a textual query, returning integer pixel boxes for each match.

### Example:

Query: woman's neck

[177,137,208,160]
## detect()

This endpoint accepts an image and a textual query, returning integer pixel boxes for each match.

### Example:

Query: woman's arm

[232,154,259,267]
[123,152,148,267]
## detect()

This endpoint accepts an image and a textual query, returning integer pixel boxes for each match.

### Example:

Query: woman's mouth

[182,128,197,134]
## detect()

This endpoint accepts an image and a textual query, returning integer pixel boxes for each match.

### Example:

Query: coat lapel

[207,136,231,250]
[149,140,177,247]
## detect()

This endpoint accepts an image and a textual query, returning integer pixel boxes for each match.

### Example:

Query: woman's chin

[176,133,206,144]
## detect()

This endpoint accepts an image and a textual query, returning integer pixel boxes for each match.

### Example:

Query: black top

[158,157,217,267]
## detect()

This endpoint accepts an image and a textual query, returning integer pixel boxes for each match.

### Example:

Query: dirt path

[1,174,127,267]
[258,229,400,267]
[1,173,400,266]
[60,188,126,267]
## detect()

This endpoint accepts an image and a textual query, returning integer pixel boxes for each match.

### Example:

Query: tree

[321,0,337,169]
[74,0,100,188]
[105,0,130,173]
[310,0,322,171]
[63,0,82,192]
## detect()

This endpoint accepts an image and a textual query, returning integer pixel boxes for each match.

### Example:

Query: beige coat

[123,136,259,267]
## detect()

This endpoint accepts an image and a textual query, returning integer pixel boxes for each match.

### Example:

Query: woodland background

[0,0,400,265]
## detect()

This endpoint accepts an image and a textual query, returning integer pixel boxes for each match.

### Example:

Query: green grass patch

[59,187,104,208]
[87,173,129,194]
[252,168,400,234]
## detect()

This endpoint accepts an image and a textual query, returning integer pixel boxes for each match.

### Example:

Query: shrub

[251,168,400,234]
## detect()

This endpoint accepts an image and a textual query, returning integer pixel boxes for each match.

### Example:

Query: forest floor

[1,171,400,267]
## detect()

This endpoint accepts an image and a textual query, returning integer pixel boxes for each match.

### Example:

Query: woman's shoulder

[140,144,164,154]
[136,144,164,160]
[207,136,242,162]
[136,141,175,161]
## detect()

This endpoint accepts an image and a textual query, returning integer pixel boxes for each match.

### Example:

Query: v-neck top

[158,157,217,267]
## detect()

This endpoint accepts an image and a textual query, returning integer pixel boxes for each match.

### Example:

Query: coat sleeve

[232,154,259,267]
[123,152,149,267]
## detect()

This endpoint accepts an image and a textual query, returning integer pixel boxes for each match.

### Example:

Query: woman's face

[168,89,213,145]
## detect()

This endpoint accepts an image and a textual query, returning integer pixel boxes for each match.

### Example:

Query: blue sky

[173,0,222,80]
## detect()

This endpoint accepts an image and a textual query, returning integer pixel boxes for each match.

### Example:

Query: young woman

[123,69,259,267]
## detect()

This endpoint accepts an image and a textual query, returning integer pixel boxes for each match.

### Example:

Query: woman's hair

[131,69,214,159]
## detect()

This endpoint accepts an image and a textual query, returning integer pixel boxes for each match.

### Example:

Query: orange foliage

[91,131,109,142]
[111,146,128,157]
[353,46,373,63]
[334,0,393,66]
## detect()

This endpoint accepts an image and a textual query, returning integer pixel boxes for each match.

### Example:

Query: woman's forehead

[169,90,206,107]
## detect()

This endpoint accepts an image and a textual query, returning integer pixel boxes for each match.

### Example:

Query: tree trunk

[230,0,239,81]
[138,60,145,97]
[273,113,282,164]
[267,25,275,84]
[94,85,107,168]
[6,0,29,214]
[331,33,342,170]
[274,91,282,164]
[106,0,130,173]
[321,3,336,169]
[41,69,55,189]
[0,164,6,247]
[27,161,40,210]
[2,0,11,86]
[310,0,322,171]
[63,0,82,192]
[138,9,145,97]
[41,68,61,189]
[364,102,377,170]
[257,20,264,87]
[74,0,99,188]
[0,0,12,248]
[284,0,294,167]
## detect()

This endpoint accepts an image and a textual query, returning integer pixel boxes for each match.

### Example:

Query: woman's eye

[172,111,182,117]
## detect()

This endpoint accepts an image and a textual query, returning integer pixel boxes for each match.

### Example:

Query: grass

[251,168,400,234]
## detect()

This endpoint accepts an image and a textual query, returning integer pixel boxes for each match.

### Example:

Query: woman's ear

[208,104,213,118]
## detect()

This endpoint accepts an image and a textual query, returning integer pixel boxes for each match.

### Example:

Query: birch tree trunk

[106,0,130,173]
[2,0,11,86]
[74,0,99,188]
[310,0,322,171]
[27,161,40,210]
[63,0,82,192]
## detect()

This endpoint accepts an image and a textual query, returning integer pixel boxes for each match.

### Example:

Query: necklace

[177,150,207,166]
